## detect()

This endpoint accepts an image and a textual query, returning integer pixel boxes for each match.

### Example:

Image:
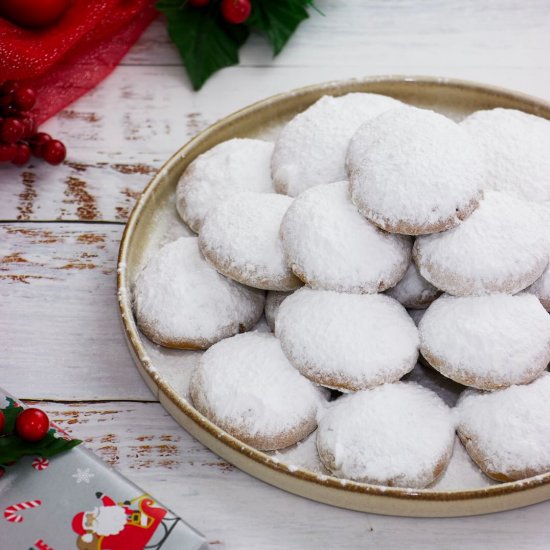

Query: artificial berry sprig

[0,400,80,467]
[0,80,67,167]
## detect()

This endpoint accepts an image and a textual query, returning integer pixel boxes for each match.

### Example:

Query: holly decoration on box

[0,398,81,467]
[157,0,319,90]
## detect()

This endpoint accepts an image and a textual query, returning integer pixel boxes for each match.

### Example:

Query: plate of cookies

[117,76,550,517]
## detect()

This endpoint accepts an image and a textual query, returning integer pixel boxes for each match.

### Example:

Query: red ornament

[188,0,210,6]
[12,142,31,166]
[221,0,251,24]
[15,408,50,442]
[42,139,67,165]
[0,118,25,143]
[0,0,71,28]
[12,87,36,112]
[0,142,17,162]
[29,132,52,158]
[0,410,5,434]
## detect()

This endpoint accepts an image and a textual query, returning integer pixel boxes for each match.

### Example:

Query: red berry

[12,142,31,166]
[29,132,52,158]
[221,0,251,24]
[13,87,36,112]
[15,408,50,442]
[0,95,12,108]
[188,0,210,6]
[0,80,19,96]
[0,0,70,28]
[1,105,19,118]
[42,139,66,165]
[0,411,5,434]
[1,118,24,143]
[0,143,17,162]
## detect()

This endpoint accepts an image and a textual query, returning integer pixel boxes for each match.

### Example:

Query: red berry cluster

[0,81,66,167]
[188,0,252,25]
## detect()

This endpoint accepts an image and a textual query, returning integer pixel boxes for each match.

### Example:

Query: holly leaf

[1,403,24,434]
[0,430,81,466]
[247,0,311,55]
[157,1,250,90]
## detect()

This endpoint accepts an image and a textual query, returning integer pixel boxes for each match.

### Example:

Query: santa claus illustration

[72,493,172,550]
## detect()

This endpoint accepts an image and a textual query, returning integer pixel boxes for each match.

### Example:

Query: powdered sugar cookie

[189,332,322,451]
[461,108,550,201]
[176,138,274,233]
[317,383,455,488]
[414,191,548,296]
[264,290,292,331]
[457,373,550,481]
[348,107,484,235]
[198,192,301,291]
[272,93,401,197]
[280,181,412,293]
[386,260,441,309]
[419,293,550,390]
[275,288,419,391]
[133,237,265,349]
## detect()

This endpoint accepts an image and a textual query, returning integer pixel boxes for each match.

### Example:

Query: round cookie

[264,290,292,332]
[414,190,548,296]
[271,93,401,197]
[386,260,441,309]
[189,332,322,451]
[198,192,302,291]
[133,237,265,349]
[176,138,274,233]
[461,108,550,201]
[275,288,419,391]
[317,382,455,488]
[419,293,550,391]
[348,106,484,235]
[457,373,550,482]
[280,181,412,293]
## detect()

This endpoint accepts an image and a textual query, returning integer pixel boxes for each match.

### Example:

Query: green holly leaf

[0,429,81,466]
[157,1,249,90]
[1,403,24,434]
[247,0,311,55]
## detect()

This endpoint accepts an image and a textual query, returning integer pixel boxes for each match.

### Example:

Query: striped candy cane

[4,500,42,523]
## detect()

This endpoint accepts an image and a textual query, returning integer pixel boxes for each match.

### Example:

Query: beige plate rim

[117,75,550,516]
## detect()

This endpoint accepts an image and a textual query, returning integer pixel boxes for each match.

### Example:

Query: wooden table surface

[2,2,550,548]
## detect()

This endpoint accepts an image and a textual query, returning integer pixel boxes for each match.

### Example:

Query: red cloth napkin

[0,0,157,123]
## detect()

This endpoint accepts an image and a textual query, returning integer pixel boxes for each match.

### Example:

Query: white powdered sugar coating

[280,181,412,293]
[198,192,301,291]
[189,332,322,450]
[264,290,293,332]
[386,260,441,309]
[271,93,401,196]
[461,108,550,201]
[176,138,275,232]
[419,294,550,390]
[133,237,265,348]
[317,383,455,488]
[275,288,419,391]
[457,373,550,481]
[414,190,548,296]
[348,106,484,235]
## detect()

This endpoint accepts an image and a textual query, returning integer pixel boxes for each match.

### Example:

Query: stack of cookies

[133,92,550,489]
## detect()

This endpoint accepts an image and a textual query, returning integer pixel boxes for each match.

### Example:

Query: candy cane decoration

[4,500,42,523]
[32,457,49,471]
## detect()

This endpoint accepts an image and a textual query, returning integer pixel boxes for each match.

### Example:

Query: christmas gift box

[0,390,208,550]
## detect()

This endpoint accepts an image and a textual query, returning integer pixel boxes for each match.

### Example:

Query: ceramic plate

[117,76,550,517]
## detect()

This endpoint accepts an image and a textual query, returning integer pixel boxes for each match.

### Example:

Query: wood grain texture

[0,223,151,401]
